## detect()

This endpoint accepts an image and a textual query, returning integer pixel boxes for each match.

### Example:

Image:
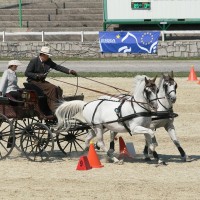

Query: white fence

[0,30,200,42]
[0,31,99,42]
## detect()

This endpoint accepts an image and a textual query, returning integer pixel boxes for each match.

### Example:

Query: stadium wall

[0,40,200,58]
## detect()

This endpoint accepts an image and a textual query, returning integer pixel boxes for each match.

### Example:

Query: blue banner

[99,31,160,54]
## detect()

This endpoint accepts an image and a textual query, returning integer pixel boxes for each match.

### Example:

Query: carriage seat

[23,82,53,116]
[0,96,10,105]
[5,93,24,106]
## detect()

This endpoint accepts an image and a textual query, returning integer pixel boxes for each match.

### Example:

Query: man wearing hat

[0,60,22,100]
[25,46,77,113]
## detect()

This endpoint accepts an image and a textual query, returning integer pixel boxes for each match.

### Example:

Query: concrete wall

[0,40,200,58]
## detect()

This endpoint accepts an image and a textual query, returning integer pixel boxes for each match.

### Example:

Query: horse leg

[94,130,117,151]
[95,131,117,152]
[84,129,96,152]
[143,134,156,161]
[109,131,118,152]
[132,126,165,165]
[164,123,191,162]
[95,126,122,164]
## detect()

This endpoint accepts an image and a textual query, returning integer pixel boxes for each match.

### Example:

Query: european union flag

[99,31,160,54]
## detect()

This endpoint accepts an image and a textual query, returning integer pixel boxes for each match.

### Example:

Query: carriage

[0,73,189,164]
[0,82,90,162]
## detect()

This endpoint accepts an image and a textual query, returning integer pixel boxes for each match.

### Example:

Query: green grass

[13,71,199,78]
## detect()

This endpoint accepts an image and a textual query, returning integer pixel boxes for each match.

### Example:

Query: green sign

[131,2,151,10]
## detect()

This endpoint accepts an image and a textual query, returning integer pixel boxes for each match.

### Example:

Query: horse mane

[158,72,171,89]
[131,75,148,95]
[158,75,164,89]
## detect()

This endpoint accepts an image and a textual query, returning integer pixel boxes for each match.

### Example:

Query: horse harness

[88,96,178,136]
[89,98,153,136]
[86,77,178,136]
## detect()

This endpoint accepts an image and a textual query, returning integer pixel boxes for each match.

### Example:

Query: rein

[49,77,157,105]
[49,77,119,97]
[78,76,129,93]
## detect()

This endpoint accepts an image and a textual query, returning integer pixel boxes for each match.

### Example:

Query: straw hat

[8,60,22,67]
[40,46,52,56]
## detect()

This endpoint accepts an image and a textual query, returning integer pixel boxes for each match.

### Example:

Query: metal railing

[161,30,200,41]
[0,31,99,42]
[0,30,200,42]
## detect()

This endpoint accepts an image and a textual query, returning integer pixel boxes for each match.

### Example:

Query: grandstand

[0,0,115,41]
[0,0,200,42]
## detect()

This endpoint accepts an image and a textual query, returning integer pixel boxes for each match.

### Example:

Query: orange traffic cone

[197,80,200,84]
[118,137,133,160]
[188,66,198,81]
[87,143,104,168]
[76,156,92,170]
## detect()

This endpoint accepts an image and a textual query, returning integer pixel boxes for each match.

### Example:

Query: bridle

[143,81,159,109]
[163,77,177,100]
[158,76,177,111]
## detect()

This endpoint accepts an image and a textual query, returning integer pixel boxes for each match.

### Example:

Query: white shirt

[0,69,19,95]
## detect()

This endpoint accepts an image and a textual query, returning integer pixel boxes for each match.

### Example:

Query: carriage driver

[24,46,77,113]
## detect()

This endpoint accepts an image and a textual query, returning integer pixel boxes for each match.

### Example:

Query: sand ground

[0,77,200,200]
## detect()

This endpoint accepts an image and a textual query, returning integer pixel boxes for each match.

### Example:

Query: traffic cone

[197,80,200,84]
[118,137,133,160]
[87,143,104,168]
[188,66,198,81]
[76,156,92,170]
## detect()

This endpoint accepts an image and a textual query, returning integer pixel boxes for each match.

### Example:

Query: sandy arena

[0,77,200,200]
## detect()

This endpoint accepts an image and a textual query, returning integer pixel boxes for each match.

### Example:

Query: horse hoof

[183,156,193,162]
[156,160,168,167]
[144,157,151,162]
[114,159,124,165]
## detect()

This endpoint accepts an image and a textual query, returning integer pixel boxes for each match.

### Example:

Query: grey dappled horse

[108,72,191,162]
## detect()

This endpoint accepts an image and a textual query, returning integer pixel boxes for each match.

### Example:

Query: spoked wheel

[12,117,42,152]
[0,113,15,160]
[56,119,90,156]
[20,123,54,162]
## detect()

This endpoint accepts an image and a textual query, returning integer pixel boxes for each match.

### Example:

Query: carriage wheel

[12,117,42,152]
[20,123,54,162]
[56,119,89,156]
[0,113,15,160]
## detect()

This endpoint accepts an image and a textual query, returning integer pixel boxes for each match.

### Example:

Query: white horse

[55,75,164,164]
[108,72,191,162]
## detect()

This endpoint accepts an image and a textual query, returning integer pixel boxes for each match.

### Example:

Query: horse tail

[55,100,86,129]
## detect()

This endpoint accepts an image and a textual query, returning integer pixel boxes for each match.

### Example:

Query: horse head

[144,76,158,111]
[162,71,177,103]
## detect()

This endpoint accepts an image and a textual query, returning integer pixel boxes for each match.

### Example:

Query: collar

[8,68,15,73]
[39,56,43,63]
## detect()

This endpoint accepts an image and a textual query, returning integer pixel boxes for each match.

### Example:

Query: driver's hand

[18,88,24,92]
[69,70,77,76]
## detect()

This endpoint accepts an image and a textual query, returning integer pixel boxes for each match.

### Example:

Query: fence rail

[0,30,200,42]
[161,30,200,41]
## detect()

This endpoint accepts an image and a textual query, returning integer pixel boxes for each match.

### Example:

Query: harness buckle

[114,108,120,114]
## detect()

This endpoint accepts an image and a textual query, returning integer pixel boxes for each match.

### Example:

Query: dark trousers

[30,80,63,112]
